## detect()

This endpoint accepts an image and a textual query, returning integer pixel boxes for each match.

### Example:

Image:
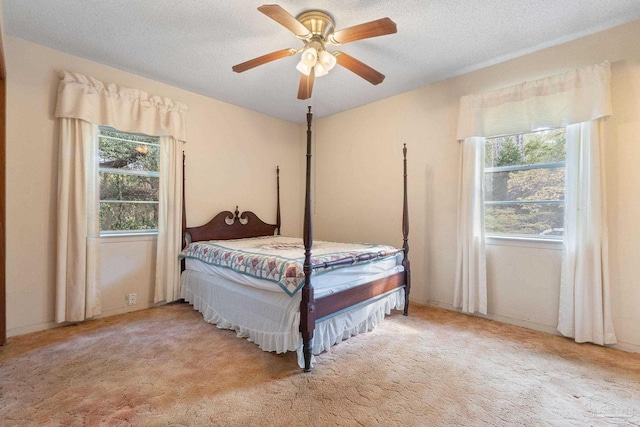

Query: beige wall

[5,36,302,336]
[314,20,640,351]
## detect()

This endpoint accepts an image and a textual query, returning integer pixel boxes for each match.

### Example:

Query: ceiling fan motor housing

[296,10,335,40]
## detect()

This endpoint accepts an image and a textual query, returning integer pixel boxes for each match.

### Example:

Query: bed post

[181,151,187,272]
[276,166,281,235]
[181,151,187,244]
[300,106,315,372]
[402,144,411,315]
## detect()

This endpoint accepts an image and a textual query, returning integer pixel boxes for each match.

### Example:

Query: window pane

[98,127,161,233]
[485,203,564,237]
[100,202,158,231]
[484,128,566,238]
[485,167,565,203]
[485,129,566,168]
[99,130,159,172]
[99,173,158,202]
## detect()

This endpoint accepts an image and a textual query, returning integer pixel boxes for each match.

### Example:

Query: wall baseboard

[423,300,640,353]
[7,320,59,338]
[99,302,154,319]
[610,341,640,353]
[6,302,154,339]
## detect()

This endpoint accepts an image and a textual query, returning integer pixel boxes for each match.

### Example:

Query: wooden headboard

[184,207,279,244]
[182,166,281,245]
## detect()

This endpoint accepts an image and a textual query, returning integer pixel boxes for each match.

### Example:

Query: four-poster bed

[180,107,410,371]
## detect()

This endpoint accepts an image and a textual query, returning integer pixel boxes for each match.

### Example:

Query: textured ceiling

[4,1,640,123]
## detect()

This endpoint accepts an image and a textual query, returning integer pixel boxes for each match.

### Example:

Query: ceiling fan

[232,4,397,100]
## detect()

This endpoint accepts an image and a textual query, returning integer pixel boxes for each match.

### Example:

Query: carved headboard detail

[185,206,280,244]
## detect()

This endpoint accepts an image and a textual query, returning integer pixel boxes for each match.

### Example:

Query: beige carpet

[1,303,639,426]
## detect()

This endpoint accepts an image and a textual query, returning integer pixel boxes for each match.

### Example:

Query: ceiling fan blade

[297,68,315,100]
[334,52,385,85]
[330,17,397,44]
[258,4,312,38]
[232,48,297,73]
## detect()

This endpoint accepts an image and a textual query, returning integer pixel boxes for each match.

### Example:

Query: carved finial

[277,165,280,176]
[403,143,407,158]
[306,106,313,126]
[234,206,240,220]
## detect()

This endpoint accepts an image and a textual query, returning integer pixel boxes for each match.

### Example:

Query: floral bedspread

[180,235,399,296]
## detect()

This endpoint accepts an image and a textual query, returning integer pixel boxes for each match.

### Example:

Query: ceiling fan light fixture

[318,50,337,71]
[296,60,313,76]
[314,61,329,77]
[297,45,321,76]
[300,47,318,66]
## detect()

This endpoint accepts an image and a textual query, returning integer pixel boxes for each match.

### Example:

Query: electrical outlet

[127,293,137,306]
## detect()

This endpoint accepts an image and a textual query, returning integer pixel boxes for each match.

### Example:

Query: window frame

[97,127,161,236]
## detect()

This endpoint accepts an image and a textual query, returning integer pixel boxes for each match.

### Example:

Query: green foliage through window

[98,127,160,233]
[484,129,566,238]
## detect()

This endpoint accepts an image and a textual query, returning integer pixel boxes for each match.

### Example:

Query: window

[484,128,566,239]
[98,127,160,233]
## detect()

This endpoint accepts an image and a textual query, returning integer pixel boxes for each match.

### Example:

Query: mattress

[180,235,403,296]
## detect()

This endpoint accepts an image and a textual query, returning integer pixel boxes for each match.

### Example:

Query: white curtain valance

[55,70,188,141]
[457,61,612,140]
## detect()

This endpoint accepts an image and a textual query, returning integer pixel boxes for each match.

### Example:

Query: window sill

[486,235,563,250]
[100,231,157,243]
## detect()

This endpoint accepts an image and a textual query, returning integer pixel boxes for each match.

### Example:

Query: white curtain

[558,121,616,344]
[56,118,101,323]
[154,136,184,303]
[455,62,615,344]
[55,71,188,322]
[453,137,487,314]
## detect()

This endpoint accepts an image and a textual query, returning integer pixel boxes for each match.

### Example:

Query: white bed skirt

[180,269,405,368]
